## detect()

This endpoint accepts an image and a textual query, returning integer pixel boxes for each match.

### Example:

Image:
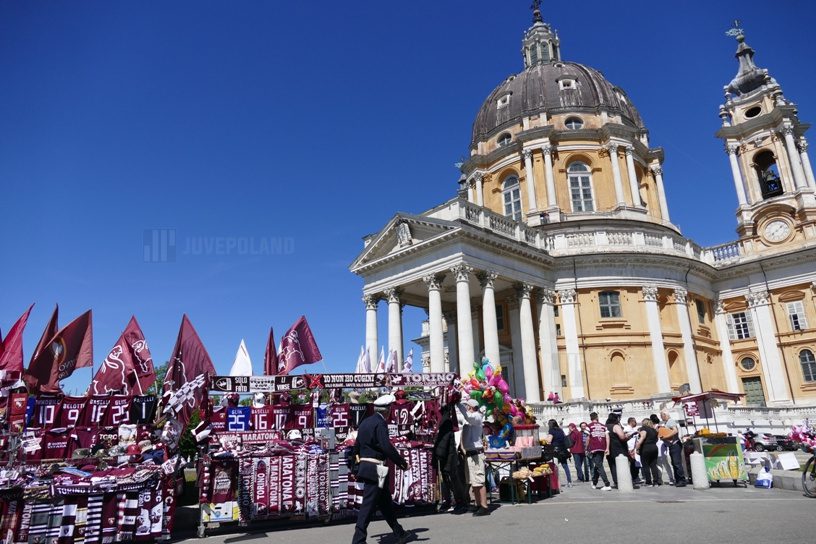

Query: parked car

[753,433,778,452]
[773,435,799,451]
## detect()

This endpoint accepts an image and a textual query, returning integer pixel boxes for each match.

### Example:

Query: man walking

[351,394,411,544]
[457,398,490,516]
[587,412,612,491]
[660,409,687,487]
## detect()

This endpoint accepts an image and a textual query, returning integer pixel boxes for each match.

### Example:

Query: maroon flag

[25,310,93,394]
[277,316,322,375]
[30,305,59,364]
[0,305,34,373]
[89,316,155,396]
[264,327,278,376]
[163,315,215,426]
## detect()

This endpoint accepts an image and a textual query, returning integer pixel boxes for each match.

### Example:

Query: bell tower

[716,21,816,249]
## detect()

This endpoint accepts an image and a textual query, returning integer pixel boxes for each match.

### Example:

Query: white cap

[287,429,303,441]
[373,394,395,407]
[466,399,480,408]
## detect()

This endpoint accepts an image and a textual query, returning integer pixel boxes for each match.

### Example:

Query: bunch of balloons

[461,358,536,448]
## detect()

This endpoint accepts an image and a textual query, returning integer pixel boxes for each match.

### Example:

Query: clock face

[764,219,791,243]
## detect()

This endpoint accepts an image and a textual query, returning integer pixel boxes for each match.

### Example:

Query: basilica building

[350,7,816,408]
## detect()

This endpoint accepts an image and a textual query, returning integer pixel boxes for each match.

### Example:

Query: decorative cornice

[539,288,556,305]
[558,288,577,304]
[641,285,659,302]
[384,287,403,304]
[477,270,498,289]
[673,287,688,304]
[450,263,474,283]
[746,289,770,308]
[363,294,379,310]
[422,273,445,291]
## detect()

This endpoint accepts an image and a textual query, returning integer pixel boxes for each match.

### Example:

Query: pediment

[350,214,459,271]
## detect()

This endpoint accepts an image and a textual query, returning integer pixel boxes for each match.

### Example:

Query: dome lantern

[522,0,560,67]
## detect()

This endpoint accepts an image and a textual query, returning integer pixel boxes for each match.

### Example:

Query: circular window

[740,357,756,371]
[565,117,583,130]
[497,133,512,147]
[745,106,762,118]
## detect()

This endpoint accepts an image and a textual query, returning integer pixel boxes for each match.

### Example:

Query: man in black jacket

[351,394,410,544]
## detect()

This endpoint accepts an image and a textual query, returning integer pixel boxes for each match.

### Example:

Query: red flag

[89,316,155,396]
[264,327,278,376]
[163,315,215,426]
[277,316,322,375]
[31,305,59,364]
[0,305,34,373]
[25,310,93,394]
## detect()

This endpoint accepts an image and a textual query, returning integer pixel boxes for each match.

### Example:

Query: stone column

[558,288,585,399]
[467,181,474,204]
[726,144,748,206]
[384,287,403,367]
[538,288,560,397]
[747,290,791,404]
[522,149,538,212]
[674,288,702,394]
[714,301,740,394]
[508,299,525,398]
[363,294,379,369]
[798,138,816,189]
[606,143,626,206]
[650,165,671,221]
[444,312,458,374]
[474,173,484,207]
[542,144,557,208]
[642,286,671,393]
[624,145,641,207]
[517,284,540,402]
[782,126,808,189]
[451,264,475,373]
[423,274,445,373]
[478,271,501,366]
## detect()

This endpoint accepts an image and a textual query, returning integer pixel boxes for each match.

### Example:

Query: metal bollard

[690,452,710,489]
[615,454,634,492]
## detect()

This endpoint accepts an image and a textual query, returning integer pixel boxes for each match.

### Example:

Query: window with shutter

[728,311,754,340]
[787,301,808,331]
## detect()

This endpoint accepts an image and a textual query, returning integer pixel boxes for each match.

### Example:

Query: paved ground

[186,482,816,544]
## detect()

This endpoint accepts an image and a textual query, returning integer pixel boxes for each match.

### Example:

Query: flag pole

[132,369,144,395]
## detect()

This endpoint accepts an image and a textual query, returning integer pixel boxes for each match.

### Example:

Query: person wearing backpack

[546,419,573,488]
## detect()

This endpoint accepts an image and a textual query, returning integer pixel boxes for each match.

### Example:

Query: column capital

[476,270,498,289]
[726,142,740,155]
[422,273,445,291]
[450,264,474,283]
[557,288,577,304]
[641,285,659,302]
[798,137,809,152]
[383,287,403,304]
[715,300,726,315]
[624,144,634,157]
[515,283,534,299]
[650,165,663,176]
[522,148,533,161]
[746,289,770,308]
[604,142,620,155]
[472,172,484,184]
[780,125,795,137]
[363,294,380,310]
[539,288,556,305]
[541,143,553,155]
[673,287,688,304]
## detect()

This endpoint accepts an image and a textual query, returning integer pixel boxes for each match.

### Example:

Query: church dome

[470,60,646,147]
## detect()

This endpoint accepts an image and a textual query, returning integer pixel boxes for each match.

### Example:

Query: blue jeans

[574,453,589,481]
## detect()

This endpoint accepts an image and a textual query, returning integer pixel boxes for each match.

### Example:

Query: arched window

[801,349,816,382]
[564,116,583,129]
[599,291,621,318]
[502,176,522,221]
[497,133,512,147]
[568,162,594,212]
[754,150,783,199]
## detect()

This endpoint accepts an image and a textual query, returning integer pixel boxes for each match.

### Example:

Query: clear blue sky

[2,1,815,394]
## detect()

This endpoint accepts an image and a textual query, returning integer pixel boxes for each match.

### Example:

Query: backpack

[563,432,574,450]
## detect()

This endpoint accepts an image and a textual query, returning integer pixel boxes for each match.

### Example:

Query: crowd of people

[547,409,688,489]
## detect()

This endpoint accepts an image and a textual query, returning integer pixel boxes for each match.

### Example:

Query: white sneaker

[591,484,597,489]
[600,486,612,491]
